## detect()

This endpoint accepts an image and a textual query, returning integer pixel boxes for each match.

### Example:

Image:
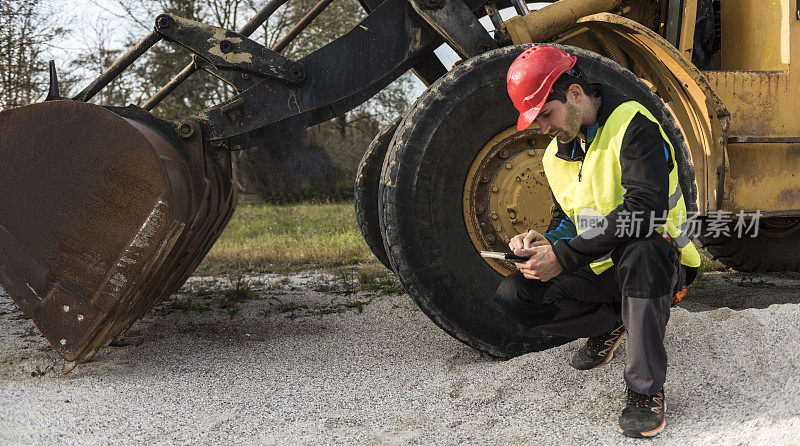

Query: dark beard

[556,103,583,143]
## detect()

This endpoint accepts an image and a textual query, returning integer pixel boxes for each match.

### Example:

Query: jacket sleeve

[542,195,576,245]
[552,113,670,272]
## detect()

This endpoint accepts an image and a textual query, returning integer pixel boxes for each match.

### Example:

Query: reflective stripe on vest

[542,101,702,275]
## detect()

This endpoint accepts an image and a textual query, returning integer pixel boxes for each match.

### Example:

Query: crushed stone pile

[0,271,798,444]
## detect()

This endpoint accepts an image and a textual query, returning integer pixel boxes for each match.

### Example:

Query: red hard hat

[507,45,577,131]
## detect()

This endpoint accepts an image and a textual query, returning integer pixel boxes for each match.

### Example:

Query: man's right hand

[509,229,549,252]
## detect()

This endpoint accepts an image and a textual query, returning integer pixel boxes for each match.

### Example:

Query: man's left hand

[513,244,563,281]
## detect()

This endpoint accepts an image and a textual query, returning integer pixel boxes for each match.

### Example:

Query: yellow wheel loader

[0,0,795,371]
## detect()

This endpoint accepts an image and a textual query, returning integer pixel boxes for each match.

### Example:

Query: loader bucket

[0,100,236,370]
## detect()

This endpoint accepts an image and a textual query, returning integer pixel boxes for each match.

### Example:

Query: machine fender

[575,13,730,214]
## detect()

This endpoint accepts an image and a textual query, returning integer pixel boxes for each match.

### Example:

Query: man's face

[534,92,584,143]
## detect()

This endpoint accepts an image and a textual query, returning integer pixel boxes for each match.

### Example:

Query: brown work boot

[569,320,626,370]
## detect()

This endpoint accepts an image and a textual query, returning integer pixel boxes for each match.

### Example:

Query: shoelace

[627,389,652,408]
[587,323,625,355]
[627,388,664,412]
[586,335,606,353]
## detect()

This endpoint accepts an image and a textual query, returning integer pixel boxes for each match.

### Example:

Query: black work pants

[493,234,684,395]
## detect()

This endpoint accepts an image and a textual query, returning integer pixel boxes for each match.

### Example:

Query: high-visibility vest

[542,101,702,275]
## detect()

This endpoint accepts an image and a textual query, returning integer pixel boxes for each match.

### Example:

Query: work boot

[618,386,666,438]
[569,320,626,370]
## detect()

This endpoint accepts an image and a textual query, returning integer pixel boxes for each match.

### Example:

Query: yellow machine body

[504,0,800,217]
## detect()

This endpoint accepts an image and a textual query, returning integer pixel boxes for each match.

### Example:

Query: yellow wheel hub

[463,127,554,275]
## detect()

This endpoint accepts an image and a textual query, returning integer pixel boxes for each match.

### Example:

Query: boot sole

[619,417,666,438]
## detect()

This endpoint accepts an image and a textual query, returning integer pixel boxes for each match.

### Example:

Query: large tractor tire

[355,117,401,270]
[698,217,800,272]
[379,44,697,359]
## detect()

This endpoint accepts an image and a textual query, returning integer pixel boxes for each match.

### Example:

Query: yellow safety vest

[542,101,701,275]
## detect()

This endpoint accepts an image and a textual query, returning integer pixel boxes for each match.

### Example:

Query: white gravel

[1,271,799,445]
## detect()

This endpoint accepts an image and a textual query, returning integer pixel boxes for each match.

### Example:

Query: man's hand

[513,244,563,281]
[508,229,549,252]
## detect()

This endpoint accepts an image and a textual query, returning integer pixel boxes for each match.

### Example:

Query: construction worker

[496,45,700,438]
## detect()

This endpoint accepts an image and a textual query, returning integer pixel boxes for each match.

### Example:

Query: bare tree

[96,0,230,120]
[0,0,68,110]
[69,21,145,106]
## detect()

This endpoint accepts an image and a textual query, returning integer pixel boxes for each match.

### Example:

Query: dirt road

[1,271,798,444]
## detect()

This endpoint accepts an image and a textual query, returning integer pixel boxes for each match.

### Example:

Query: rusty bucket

[0,101,236,371]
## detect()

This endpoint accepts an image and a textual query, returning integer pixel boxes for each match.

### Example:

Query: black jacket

[545,84,697,284]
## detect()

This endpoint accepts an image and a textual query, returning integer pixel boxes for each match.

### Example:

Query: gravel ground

[0,271,799,445]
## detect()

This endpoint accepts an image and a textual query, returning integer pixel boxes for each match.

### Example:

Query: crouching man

[495,45,699,438]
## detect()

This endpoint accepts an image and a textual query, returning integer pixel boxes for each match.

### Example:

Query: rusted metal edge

[576,12,730,216]
[503,0,628,45]
[577,13,730,118]
[728,136,800,144]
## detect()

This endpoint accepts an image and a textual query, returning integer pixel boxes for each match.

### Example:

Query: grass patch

[309,265,404,295]
[196,202,381,275]
[216,274,261,318]
[165,274,279,318]
[168,298,211,313]
[357,266,404,294]
[266,296,310,314]
[312,267,359,295]
[691,249,729,288]
[699,252,728,273]
[224,274,260,302]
